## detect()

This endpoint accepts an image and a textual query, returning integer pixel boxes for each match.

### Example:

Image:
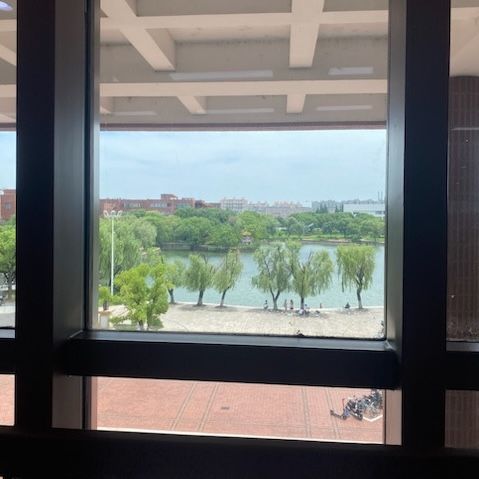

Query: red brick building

[100,194,195,215]
[0,189,16,221]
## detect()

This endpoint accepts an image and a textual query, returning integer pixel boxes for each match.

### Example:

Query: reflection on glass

[0,375,14,426]
[96,0,388,338]
[447,1,479,340]
[92,377,384,444]
[446,391,479,448]
[0,1,16,328]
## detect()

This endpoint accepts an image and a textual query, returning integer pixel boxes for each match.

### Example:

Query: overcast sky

[1,129,386,204]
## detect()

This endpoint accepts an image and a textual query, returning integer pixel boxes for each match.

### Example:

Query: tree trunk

[272,294,278,310]
[197,289,204,306]
[139,320,145,330]
[168,288,175,304]
[300,297,305,309]
[219,290,227,307]
[7,278,13,300]
[356,288,363,309]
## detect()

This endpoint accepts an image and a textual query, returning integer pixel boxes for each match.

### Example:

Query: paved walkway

[95,378,383,443]
[0,376,382,443]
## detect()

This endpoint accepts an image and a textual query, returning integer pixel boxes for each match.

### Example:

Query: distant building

[343,201,385,218]
[0,189,16,221]
[250,201,310,218]
[312,200,342,213]
[100,194,195,215]
[220,198,248,213]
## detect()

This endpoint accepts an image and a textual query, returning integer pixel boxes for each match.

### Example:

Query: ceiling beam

[178,96,207,115]
[100,79,387,98]
[286,94,306,114]
[101,0,175,71]
[289,0,324,68]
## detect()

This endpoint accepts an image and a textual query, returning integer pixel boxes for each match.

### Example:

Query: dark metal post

[16,0,88,431]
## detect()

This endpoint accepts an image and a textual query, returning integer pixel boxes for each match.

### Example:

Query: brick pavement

[0,376,383,443]
[95,378,383,443]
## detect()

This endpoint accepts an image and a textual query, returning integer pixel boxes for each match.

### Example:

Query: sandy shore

[109,302,384,339]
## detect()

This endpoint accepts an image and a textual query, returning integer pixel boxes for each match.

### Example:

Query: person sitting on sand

[263,300,269,310]
[344,302,350,309]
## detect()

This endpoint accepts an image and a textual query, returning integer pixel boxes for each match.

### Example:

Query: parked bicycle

[330,389,383,421]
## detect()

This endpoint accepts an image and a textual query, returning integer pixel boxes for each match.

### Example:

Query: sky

[0,129,386,204]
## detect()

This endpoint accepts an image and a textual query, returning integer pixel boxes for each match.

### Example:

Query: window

[97,0,388,340]
[0,0,471,478]
[0,0,15,329]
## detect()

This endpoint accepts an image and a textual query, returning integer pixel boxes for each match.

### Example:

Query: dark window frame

[1,0,478,477]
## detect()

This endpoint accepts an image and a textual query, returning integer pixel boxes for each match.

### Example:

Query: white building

[343,202,385,218]
[220,198,249,213]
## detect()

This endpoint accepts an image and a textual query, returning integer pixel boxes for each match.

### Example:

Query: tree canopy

[336,244,376,309]
[288,244,333,309]
[183,254,216,306]
[0,224,15,298]
[114,263,169,330]
[214,249,243,307]
[251,242,291,310]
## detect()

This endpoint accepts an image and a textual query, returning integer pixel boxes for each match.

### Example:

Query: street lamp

[103,210,123,295]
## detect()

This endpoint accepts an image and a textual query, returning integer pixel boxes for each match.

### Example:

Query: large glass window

[92,377,385,444]
[96,0,388,339]
[0,0,15,329]
[447,0,479,340]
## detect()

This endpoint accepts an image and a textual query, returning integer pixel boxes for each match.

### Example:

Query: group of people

[262,299,320,316]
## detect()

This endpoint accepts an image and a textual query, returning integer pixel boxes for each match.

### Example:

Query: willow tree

[164,259,185,304]
[336,245,375,309]
[252,242,291,310]
[214,249,243,307]
[184,254,216,306]
[288,246,333,309]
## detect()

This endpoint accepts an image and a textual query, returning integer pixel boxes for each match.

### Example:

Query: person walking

[289,299,294,311]
[283,299,288,311]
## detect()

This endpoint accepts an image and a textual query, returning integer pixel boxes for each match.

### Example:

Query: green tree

[164,259,185,304]
[98,286,112,311]
[207,224,241,248]
[184,254,216,306]
[288,244,333,309]
[237,211,278,241]
[336,245,376,309]
[214,249,243,307]
[173,217,215,249]
[114,263,169,330]
[0,224,15,299]
[251,242,291,310]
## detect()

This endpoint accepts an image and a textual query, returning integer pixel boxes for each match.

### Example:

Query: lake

[163,243,384,309]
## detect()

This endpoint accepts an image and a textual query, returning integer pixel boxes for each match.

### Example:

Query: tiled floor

[95,378,383,443]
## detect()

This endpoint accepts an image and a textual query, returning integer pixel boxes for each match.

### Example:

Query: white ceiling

[0,0,478,127]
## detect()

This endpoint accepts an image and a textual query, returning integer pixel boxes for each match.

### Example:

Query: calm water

[163,243,384,309]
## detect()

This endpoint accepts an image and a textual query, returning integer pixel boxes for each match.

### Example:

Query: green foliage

[164,259,185,304]
[207,224,241,248]
[237,211,278,241]
[214,249,243,306]
[175,207,235,224]
[336,245,376,309]
[142,212,181,245]
[99,215,157,288]
[183,254,216,306]
[0,224,15,298]
[288,244,333,309]
[173,217,216,248]
[114,263,169,330]
[98,286,112,310]
[251,242,291,310]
